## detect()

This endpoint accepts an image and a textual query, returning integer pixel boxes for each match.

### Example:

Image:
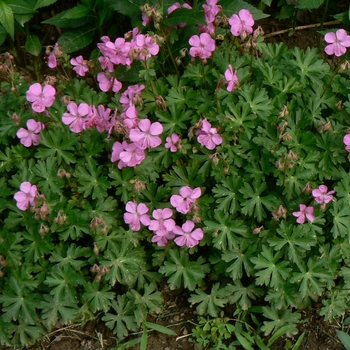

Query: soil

[2,3,350,350]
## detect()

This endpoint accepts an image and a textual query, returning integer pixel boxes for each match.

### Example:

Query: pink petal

[126,201,137,214]
[149,122,163,135]
[182,220,195,232]
[20,182,32,193]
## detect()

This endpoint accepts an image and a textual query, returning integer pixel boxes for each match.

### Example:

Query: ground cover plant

[1,0,350,349]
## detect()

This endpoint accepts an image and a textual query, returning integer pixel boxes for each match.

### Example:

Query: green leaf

[222,239,256,279]
[62,4,89,19]
[290,258,332,299]
[40,294,78,329]
[49,243,88,270]
[25,34,42,56]
[220,0,269,20]
[11,323,44,347]
[58,25,95,53]
[0,23,7,45]
[290,47,329,85]
[226,281,263,311]
[251,245,292,288]
[0,316,12,345]
[44,265,86,302]
[330,200,350,239]
[82,282,115,313]
[34,0,57,10]
[105,0,144,18]
[204,211,248,251]
[73,158,111,199]
[42,8,90,27]
[143,321,177,336]
[336,330,350,350]
[296,0,324,9]
[0,0,14,39]
[268,222,317,266]
[33,156,64,196]
[188,283,231,317]
[213,176,242,214]
[163,9,204,26]
[0,277,39,324]
[239,180,276,222]
[102,294,138,340]
[127,284,163,326]
[7,0,35,14]
[238,84,273,119]
[159,249,210,291]
[36,128,77,164]
[101,241,145,287]
[261,306,300,337]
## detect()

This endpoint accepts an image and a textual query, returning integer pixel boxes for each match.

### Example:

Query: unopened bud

[335,100,344,110]
[279,105,289,117]
[252,226,264,234]
[302,181,312,194]
[0,255,6,267]
[287,150,298,161]
[93,242,100,256]
[272,205,287,221]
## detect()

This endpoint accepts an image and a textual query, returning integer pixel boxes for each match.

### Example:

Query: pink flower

[47,52,57,68]
[168,2,181,14]
[47,43,62,68]
[165,133,180,152]
[97,72,122,92]
[14,182,38,210]
[132,34,159,60]
[85,105,113,132]
[229,9,254,37]
[16,119,45,147]
[151,231,175,246]
[142,11,152,26]
[124,202,151,231]
[26,83,56,113]
[344,134,350,152]
[170,186,201,214]
[312,185,335,204]
[70,55,89,76]
[324,29,350,57]
[189,33,215,59]
[203,0,220,24]
[196,118,222,150]
[173,220,204,248]
[293,204,315,224]
[225,64,239,92]
[129,119,163,149]
[111,141,145,168]
[149,208,176,236]
[62,102,90,133]
[120,84,145,119]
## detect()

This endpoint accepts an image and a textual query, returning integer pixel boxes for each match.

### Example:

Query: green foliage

[1,1,350,348]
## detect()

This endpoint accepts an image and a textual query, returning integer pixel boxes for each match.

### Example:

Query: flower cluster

[293,184,335,224]
[196,118,222,150]
[202,0,220,34]
[123,186,203,248]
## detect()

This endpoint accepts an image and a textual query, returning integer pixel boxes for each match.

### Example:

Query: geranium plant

[1,0,350,348]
